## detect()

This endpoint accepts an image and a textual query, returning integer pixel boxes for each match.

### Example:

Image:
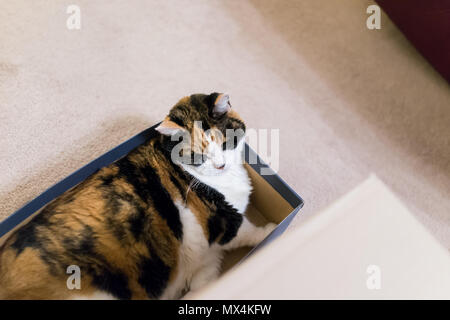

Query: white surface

[190,176,450,299]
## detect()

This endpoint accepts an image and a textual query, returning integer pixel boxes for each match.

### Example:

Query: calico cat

[0,93,276,300]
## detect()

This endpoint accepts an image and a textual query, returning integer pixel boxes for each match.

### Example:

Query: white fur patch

[161,139,253,298]
[181,139,252,213]
[160,202,222,299]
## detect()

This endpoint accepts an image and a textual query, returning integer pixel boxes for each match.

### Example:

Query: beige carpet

[1,1,449,248]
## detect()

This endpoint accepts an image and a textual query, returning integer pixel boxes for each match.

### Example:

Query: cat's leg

[221,217,277,251]
[189,265,220,292]
[185,251,222,297]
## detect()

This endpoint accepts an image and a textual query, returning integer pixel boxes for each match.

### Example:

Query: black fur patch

[128,206,147,241]
[169,114,185,127]
[138,249,171,299]
[206,92,220,105]
[106,214,127,242]
[90,266,132,300]
[207,213,224,244]
[10,213,48,255]
[139,164,183,240]
[194,179,243,245]
[115,158,183,240]
[218,208,243,245]
[100,174,115,186]
[103,189,135,215]
[99,184,145,242]
[61,224,96,256]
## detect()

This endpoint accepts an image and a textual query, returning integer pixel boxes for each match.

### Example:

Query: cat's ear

[212,93,231,117]
[155,118,185,136]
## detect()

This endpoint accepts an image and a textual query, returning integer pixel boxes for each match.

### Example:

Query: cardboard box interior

[221,163,294,273]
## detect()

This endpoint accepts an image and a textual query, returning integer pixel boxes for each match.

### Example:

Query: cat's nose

[214,163,225,170]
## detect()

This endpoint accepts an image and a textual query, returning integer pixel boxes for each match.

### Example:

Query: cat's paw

[250,223,277,245]
[182,289,200,300]
[263,222,277,238]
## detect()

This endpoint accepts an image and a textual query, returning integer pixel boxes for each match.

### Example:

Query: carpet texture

[1,1,449,247]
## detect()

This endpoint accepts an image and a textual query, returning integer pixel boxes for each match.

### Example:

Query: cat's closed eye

[222,136,239,150]
[189,151,206,167]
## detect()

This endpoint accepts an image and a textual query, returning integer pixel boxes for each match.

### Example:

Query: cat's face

[156,93,246,176]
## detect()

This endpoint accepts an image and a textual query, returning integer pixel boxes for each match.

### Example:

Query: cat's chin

[190,168,229,178]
